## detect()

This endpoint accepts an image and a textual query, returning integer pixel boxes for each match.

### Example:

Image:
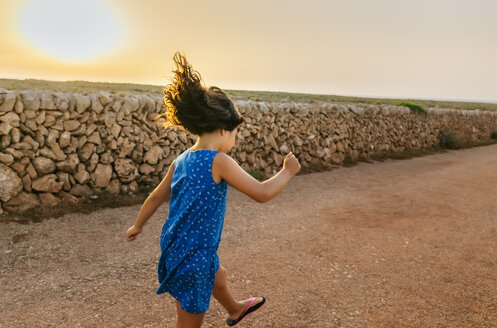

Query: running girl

[125,52,301,328]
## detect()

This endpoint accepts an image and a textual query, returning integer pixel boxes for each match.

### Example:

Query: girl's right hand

[283,152,301,176]
[125,225,142,241]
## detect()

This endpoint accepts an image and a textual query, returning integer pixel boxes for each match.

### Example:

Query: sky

[1,0,496,103]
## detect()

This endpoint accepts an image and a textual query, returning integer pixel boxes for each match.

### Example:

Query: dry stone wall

[1,89,497,214]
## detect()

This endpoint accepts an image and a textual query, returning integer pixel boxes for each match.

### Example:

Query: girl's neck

[190,137,222,152]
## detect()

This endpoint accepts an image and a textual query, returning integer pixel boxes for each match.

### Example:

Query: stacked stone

[0,90,196,214]
[1,89,497,215]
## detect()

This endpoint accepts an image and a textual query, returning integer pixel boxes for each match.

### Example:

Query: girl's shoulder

[212,151,231,184]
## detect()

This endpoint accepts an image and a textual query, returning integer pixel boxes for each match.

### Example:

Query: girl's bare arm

[125,161,175,241]
[214,152,300,203]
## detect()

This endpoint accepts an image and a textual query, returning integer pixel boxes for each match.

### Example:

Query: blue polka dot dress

[156,148,228,314]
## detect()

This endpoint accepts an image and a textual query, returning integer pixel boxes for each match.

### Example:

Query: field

[1,78,497,112]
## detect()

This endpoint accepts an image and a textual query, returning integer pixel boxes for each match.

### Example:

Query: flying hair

[158,52,244,136]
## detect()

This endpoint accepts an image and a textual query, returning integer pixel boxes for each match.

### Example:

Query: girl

[125,53,301,328]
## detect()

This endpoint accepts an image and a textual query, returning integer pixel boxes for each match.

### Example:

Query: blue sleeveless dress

[156,148,228,314]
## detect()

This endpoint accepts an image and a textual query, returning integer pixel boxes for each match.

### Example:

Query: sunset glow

[1,0,496,102]
[16,0,123,62]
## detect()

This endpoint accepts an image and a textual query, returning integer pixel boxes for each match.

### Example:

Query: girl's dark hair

[159,52,244,135]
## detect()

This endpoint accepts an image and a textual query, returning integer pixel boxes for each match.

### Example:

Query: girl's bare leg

[175,300,205,328]
[212,264,264,320]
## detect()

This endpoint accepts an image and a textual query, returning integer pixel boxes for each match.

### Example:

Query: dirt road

[1,144,496,328]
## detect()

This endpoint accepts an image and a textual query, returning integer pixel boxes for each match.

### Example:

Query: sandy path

[1,144,496,328]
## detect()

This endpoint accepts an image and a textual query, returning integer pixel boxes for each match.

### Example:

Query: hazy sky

[1,0,496,102]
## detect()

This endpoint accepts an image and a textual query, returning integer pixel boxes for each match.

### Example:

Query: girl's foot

[227,297,265,321]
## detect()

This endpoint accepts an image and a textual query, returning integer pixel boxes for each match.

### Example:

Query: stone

[4,148,23,159]
[131,145,144,163]
[279,143,289,153]
[70,184,92,197]
[113,158,138,183]
[51,121,64,131]
[74,166,91,184]
[87,153,99,172]
[22,174,32,192]
[21,91,40,111]
[294,135,303,146]
[32,174,64,193]
[56,154,80,173]
[10,159,29,176]
[89,93,104,113]
[139,94,156,111]
[118,139,135,158]
[50,143,67,161]
[58,191,79,204]
[106,179,120,194]
[139,164,156,175]
[12,142,32,150]
[110,124,121,139]
[93,164,113,188]
[74,94,91,113]
[14,98,23,114]
[59,131,71,148]
[315,149,326,158]
[24,109,37,119]
[25,119,38,131]
[178,132,188,144]
[128,180,138,193]
[78,136,88,149]
[0,152,14,165]
[266,134,278,150]
[33,156,56,174]
[99,91,112,106]
[63,120,80,131]
[273,153,284,167]
[54,92,70,111]
[87,131,101,145]
[121,96,140,114]
[96,143,106,154]
[23,135,39,151]
[0,91,17,112]
[39,148,58,161]
[86,123,97,136]
[46,129,59,147]
[10,128,20,143]
[26,163,37,179]
[0,122,13,135]
[100,150,114,164]
[144,145,163,165]
[35,110,46,126]
[39,193,61,207]
[330,152,345,164]
[40,93,56,110]
[3,192,40,213]
[235,151,246,163]
[0,163,23,202]
[78,143,96,162]
[0,112,21,127]
[56,172,71,191]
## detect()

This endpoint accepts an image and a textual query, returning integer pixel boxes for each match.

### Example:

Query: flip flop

[226,297,266,326]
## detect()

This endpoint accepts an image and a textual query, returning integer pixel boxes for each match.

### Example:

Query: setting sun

[16,0,123,62]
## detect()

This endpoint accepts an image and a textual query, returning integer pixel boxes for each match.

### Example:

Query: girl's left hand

[125,225,142,241]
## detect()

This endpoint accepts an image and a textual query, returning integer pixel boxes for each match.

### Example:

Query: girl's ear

[219,128,227,136]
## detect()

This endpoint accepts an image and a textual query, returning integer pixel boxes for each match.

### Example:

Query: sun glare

[17,0,123,62]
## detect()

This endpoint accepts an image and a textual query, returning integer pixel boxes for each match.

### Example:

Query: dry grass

[1,78,496,112]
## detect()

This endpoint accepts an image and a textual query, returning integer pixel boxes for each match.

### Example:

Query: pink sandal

[226,297,266,326]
